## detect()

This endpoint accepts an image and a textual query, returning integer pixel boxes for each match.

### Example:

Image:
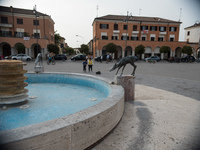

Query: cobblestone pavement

[24,59,200,150]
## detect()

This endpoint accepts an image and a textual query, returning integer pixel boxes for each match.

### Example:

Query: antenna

[139,9,141,15]
[96,5,98,17]
[179,8,182,21]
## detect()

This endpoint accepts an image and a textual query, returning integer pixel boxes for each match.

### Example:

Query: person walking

[100,55,103,63]
[106,54,110,63]
[83,59,87,72]
[88,58,93,72]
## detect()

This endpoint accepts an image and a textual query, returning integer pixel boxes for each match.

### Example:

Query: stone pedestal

[34,66,44,73]
[114,75,135,101]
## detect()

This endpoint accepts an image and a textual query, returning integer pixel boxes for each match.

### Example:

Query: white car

[12,54,32,61]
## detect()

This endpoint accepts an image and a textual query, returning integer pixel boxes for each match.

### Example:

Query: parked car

[94,54,112,62]
[181,55,195,62]
[54,54,67,61]
[4,55,16,60]
[144,56,160,62]
[12,54,32,61]
[71,54,86,61]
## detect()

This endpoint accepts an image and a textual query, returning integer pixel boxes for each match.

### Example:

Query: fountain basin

[0,73,124,150]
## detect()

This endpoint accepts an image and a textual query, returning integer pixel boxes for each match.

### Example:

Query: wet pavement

[24,59,200,150]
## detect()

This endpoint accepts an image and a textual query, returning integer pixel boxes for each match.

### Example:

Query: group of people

[82,57,94,72]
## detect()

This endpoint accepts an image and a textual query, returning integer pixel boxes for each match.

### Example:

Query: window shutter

[100,24,102,29]
[107,24,109,29]
[174,27,177,31]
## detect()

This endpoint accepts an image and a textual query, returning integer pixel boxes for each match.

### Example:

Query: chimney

[10,6,13,13]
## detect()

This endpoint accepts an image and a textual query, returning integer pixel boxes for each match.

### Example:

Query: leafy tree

[105,43,117,54]
[160,46,170,53]
[16,44,25,53]
[47,44,59,54]
[80,44,89,54]
[54,31,62,45]
[181,46,193,55]
[65,47,75,55]
[135,45,145,55]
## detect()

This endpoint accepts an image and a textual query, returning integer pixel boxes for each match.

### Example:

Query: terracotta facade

[0,6,55,58]
[92,15,199,59]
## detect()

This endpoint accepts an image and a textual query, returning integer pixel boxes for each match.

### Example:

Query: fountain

[0,60,124,150]
[0,60,28,105]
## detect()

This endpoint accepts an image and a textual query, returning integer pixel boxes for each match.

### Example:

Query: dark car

[181,55,195,62]
[95,54,112,62]
[144,56,160,62]
[168,57,181,63]
[71,54,86,61]
[54,54,67,61]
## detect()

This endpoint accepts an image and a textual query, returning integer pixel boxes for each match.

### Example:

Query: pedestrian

[1,54,4,60]
[83,59,87,72]
[88,58,93,72]
[100,55,103,63]
[106,54,110,63]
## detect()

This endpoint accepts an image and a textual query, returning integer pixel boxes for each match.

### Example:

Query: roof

[184,23,200,29]
[0,6,49,17]
[94,15,182,24]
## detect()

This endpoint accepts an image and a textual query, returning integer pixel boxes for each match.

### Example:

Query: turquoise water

[0,74,111,131]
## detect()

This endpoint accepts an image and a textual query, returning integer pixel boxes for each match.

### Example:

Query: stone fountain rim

[0,72,124,147]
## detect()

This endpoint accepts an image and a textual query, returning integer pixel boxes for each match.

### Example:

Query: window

[169,27,177,32]
[187,31,190,36]
[33,20,39,25]
[121,36,129,40]
[141,37,146,41]
[112,36,118,40]
[158,37,164,41]
[34,33,40,38]
[151,37,155,41]
[170,38,174,41]
[140,26,148,30]
[100,24,109,29]
[133,25,137,31]
[150,26,157,31]
[1,17,8,23]
[131,36,138,41]
[124,25,128,30]
[159,26,166,32]
[102,36,108,40]
[114,24,118,30]
[17,18,23,24]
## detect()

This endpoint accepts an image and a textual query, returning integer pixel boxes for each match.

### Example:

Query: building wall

[0,6,55,58]
[93,18,198,59]
[184,26,200,43]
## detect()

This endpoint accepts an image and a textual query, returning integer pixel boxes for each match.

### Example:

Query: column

[132,50,135,56]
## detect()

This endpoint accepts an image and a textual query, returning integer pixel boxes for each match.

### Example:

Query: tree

[80,44,89,54]
[181,46,193,55]
[47,44,59,54]
[105,43,117,54]
[65,47,75,55]
[54,31,62,45]
[16,44,25,53]
[135,45,145,54]
[160,46,170,54]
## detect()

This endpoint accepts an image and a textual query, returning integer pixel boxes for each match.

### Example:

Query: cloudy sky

[1,0,200,48]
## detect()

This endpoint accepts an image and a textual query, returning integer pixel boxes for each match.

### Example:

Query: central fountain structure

[0,60,124,150]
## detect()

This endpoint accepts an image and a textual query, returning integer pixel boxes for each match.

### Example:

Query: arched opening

[115,46,122,59]
[125,46,132,56]
[33,44,41,58]
[154,47,161,57]
[2,43,11,57]
[197,48,200,61]
[144,46,152,58]
[102,46,106,55]
[15,43,26,54]
[175,47,182,57]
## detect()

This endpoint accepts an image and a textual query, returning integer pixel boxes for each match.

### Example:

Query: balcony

[0,23,12,28]
[113,30,120,34]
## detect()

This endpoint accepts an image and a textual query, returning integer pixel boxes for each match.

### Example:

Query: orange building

[0,6,55,58]
[92,15,199,59]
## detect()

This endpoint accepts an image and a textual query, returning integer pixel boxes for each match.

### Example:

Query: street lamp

[76,35,84,44]
[123,11,132,56]
[33,5,39,56]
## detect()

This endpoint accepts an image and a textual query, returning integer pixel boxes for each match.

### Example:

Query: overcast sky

[1,0,200,48]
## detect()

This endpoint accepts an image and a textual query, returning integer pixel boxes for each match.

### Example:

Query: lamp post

[33,5,39,56]
[123,11,132,57]
[76,35,84,44]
